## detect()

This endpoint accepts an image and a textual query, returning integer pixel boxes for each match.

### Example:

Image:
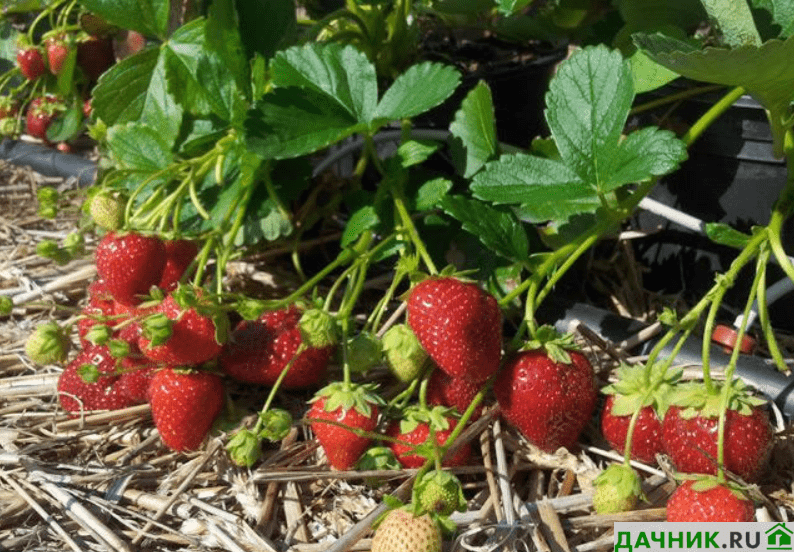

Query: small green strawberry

[413,470,466,517]
[299,308,338,348]
[592,464,642,514]
[26,322,71,364]
[382,324,428,382]
[346,331,383,373]
[89,192,125,230]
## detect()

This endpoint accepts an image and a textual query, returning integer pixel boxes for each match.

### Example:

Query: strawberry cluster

[2,10,146,148]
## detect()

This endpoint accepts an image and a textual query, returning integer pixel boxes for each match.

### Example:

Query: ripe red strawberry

[219,305,332,388]
[308,382,382,470]
[426,368,484,420]
[158,239,198,292]
[57,345,131,415]
[77,36,115,81]
[387,406,472,468]
[95,232,167,306]
[138,288,225,366]
[601,396,664,464]
[45,36,69,74]
[371,509,441,552]
[148,367,224,451]
[600,363,676,464]
[494,337,597,453]
[17,47,46,80]
[25,95,64,142]
[666,479,754,522]
[406,277,501,383]
[115,356,158,404]
[662,401,773,482]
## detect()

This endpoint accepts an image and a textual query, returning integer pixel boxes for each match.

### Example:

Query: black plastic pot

[1,138,97,187]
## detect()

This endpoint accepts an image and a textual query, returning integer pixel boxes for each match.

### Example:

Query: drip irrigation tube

[540,299,794,420]
[0,138,97,187]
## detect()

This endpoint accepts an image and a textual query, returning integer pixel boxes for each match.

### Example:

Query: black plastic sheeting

[1,138,97,187]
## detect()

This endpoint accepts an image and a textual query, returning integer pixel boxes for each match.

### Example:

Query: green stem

[715,252,765,482]
[393,193,436,275]
[252,344,308,434]
[755,250,788,371]
[681,87,746,147]
[629,84,725,116]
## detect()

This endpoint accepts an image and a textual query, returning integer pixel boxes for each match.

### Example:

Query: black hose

[539,299,794,420]
[1,138,97,187]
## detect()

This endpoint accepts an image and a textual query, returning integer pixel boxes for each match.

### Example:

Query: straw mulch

[3,159,794,552]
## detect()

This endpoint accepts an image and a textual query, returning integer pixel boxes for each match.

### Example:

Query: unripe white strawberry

[371,509,441,552]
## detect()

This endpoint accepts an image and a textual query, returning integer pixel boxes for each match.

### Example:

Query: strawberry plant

[11,0,794,547]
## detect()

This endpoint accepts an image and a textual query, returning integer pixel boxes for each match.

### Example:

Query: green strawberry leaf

[705,222,753,249]
[373,62,461,122]
[271,43,377,123]
[397,140,440,169]
[245,88,364,159]
[439,195,531,264]
[78,0,169,39]
[449,80,498,178]
[472,46,686,225]
[341,206,379,248]
[92,47,160,127]
[752,0,794,37]
[414,178,453,211]
[634,32,794,156]
[205,0,249,101]
[107,122,174,171]
[470,153,597,222]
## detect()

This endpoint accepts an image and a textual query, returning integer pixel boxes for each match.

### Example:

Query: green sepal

[235,298,269,321]
[107,339,131,358]
[258,408,293,441]
[398,404,455,435]
[309,381,383,418]
[77,363,101,384]
[85,324,112,345]
[0,297,12,315]
[669,379,768,419]
[141,312,174,346]
[226,429,262,467]
[602,363,682,419]
[299,308,338,348]
[522,325,579,365]
[356,446,402,487]
[677,474,751,502]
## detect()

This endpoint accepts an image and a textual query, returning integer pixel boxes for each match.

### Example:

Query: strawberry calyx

[521,325,579,365]
[602,363,682,420]
[309,381,383,419]
[674,473,751,502]
[668,378,767,419]
[396,404,456,435]
[298,308,338,349]
[412,469,467,517]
